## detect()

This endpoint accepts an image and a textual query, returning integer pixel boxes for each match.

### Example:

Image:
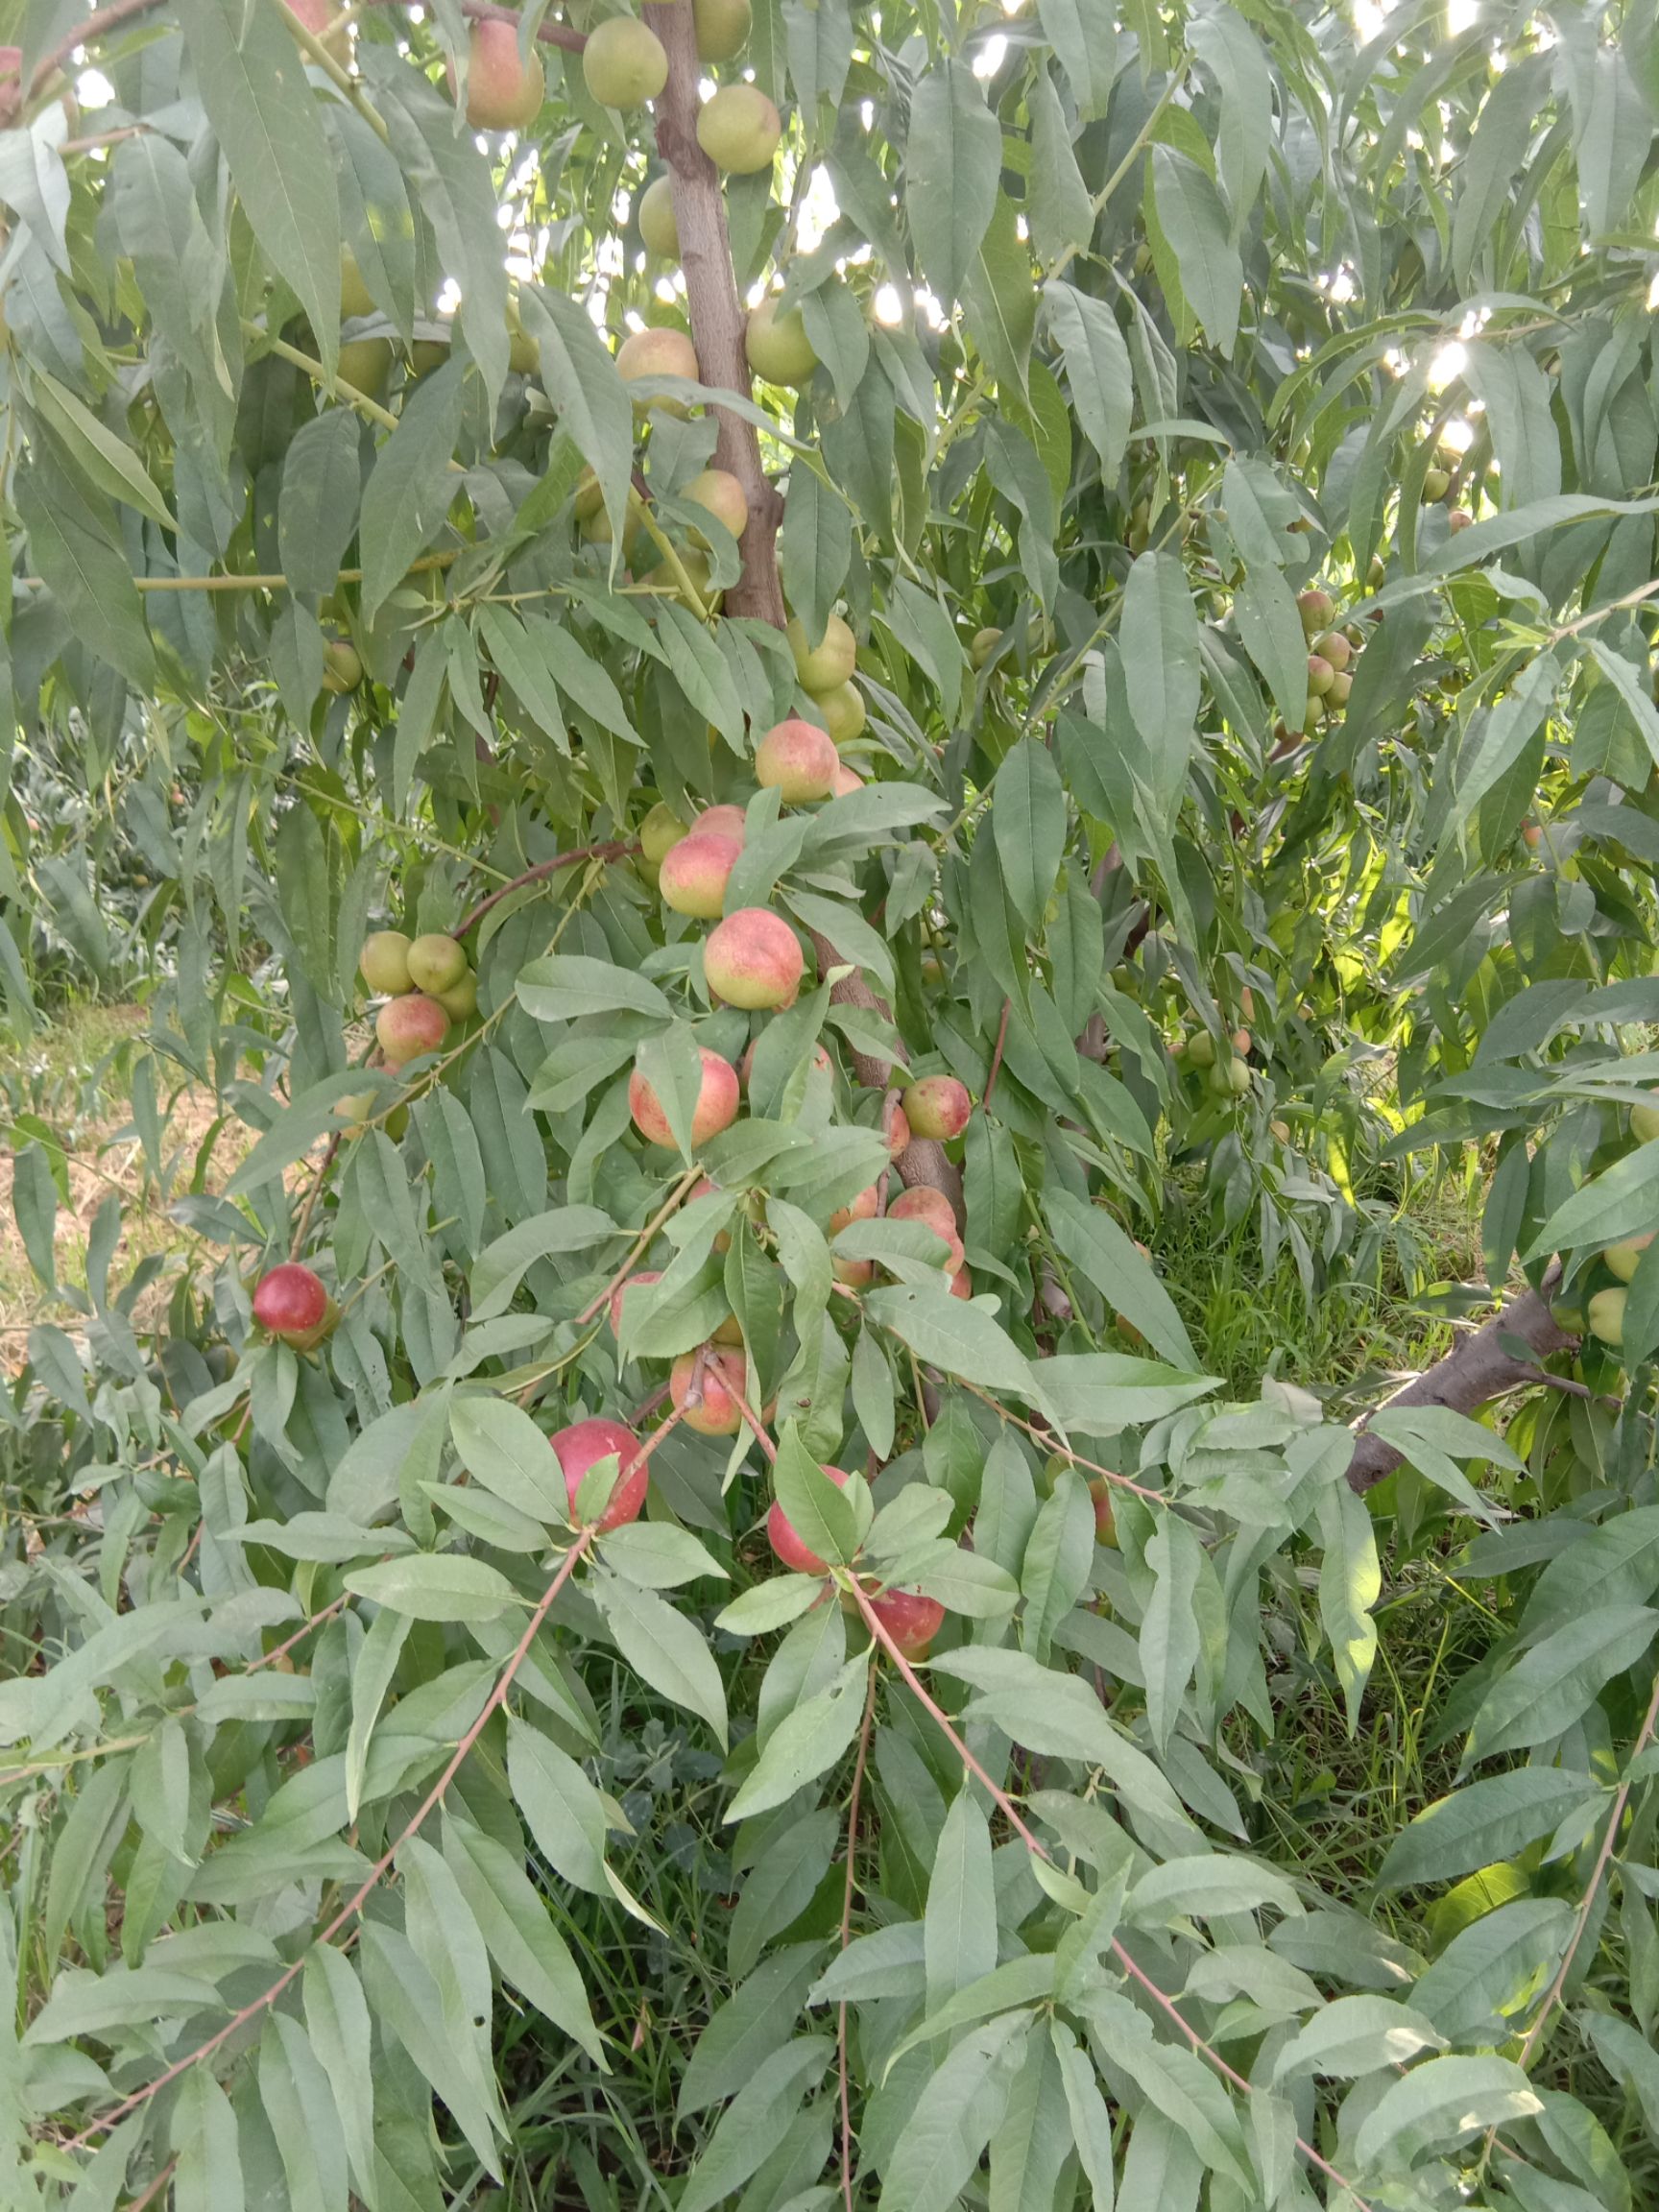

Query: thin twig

[60,1487,643,2149]
[838,1670,878,2212]
[983,998,1011,1110]
[289,1133,340,1262]
[1517,1665,1659,2071]
[843,1576,1376,2212]
[456,842,633,938]
[572,1168,705,1330]
[955,1381,1167,1505]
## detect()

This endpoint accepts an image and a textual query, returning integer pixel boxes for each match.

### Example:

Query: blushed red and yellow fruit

[830,759,864,797]
[1087,1477,1118,1546]
[705,908,804,1009]
[756,717,837,802]
[617,326,700,412]
[669,1346,747,1434]
[902,1075,972,1142]
[818,683,865,748]
[376,993,449,1067]
[683,468,748,547]
[1605,1235,1653,1284]
[640,802,690,864]
[768,1464,852,1575]
[252,1263,337,1350]
[449,19,544,129]
[550,1417,649,1529]
[628,1048,740,1148]
[869,1588,945,1657]
[660,831,741,919]
[608,1269,662,1339]
[889,1185,957,1241]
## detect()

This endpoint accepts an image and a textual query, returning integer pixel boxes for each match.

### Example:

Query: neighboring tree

[4,0,1659,2203]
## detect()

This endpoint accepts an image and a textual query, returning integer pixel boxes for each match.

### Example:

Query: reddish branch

[456,841,633,937]
[29,0,585,99]
[1344,1268,1575,1494]
[643,0,784,625]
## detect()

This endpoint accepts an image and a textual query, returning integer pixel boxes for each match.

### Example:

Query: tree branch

[455,840,633,937]
[643,0,784,625]
[1344,1269,1575,1494]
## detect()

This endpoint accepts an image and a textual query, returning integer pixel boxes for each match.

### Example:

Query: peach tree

[3,0,1659,2204]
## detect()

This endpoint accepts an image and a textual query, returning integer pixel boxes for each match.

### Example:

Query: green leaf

[279,408,364,598]
[678,2038,833,2212]
[1042,1190,1196,1368]
[1354,2054,1541,2172]
[1084,1991,1250,2186]
[1045,281,1133,480]
[259,2009,350,2212]
[16,444,155,689]
[1467,1606,1658,1761]
[27,367,177,532]
[1377,1769,1604,1891]
[1411,1899,1575,2045]
[925,1788,997,2014]
[177,0,340,372]
[876,2012,1031,2212]
[1271,1994,1446,2082]
[773,1419,863,1570]
[301,1946,378,2205]
[600,1521,727,1589]
[450,1394,570,1527]
[1316,1476,1382,1734]
[506,1715,612,1894]
[1035,0,1119,115]
[521,284,637,550]
[344,1551,517,1623]
[171,2067,244,2212]
[992,740,1068,934]
[1148,147,1241,355]
[592,1567,729,1745]
[441,1812,605,2061]
[1142,1513,1204,1755]
[863,1282,1038,1400]
[516,953,673,1025]
[677,1943,829,2118]
[1118,550,1199,797]
[726,1651,871,1823]
[904,59,1000,309]
[358,362,465,621]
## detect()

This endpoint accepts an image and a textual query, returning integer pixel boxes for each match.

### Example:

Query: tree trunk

[1345,1269,1574,1493]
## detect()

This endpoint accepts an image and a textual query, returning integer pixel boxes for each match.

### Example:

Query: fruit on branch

[507,297,539,375]
[767,1464,851,1574]
[698,805,748,843]
[1231,1027,1251,1056]
[669,1345,747,1433]
[1633,1100,1659,1142]
[581,493,643,556]
[451,19,545,130]
[756,717,837,802]
[638,175,680,259]
[705,907,805,1008]
[1448,509,1474,532]
[883,1102,911,1158]
[948,1265,972,1298]
[1588,1286,1626,1348]
[693,0,752,60]
[286,0,351,63]
[616,326,701,414]
[739,1039,831,1090]
[688,1174,733,1252]
[1313,631,1351,671]
[1327,671,1352,708]
[1605,1235,1652,1284]
[660,830,742,918]
[437,970,478,1022]
[322,639,362,693]
[252,1262,337,1350]
[971,627,1003,670]
[584,17,668,108]
[406,933,469,994]
[628,1047,741,1147]
[829,1184,880,1237]
[818,683,865,747]
[550,1417,649,1529]
[745,299,818,386]
[830,759,864,796]
[1307,655,1334,697]
[902,1075,972,1142]
[1086,1477,1118,1546]
[360,930,414,996]
[375,993,450,1067]
[889,1185,957,1240]
[340,250,374,320]
[1209,1055,1251,1097]
[868,1588,945,1658]
[695,84,781,174]
[786,611,855,694]
[337,337,393,397]
[1422,468,1451,500]
[1298,589,1334,637]
[640,802,691,864]
[683,468,749,547]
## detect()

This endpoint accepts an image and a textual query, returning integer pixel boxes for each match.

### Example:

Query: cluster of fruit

[357,927,478,1071]
[1294,589,1365,734]
[1171,987,1258,1103]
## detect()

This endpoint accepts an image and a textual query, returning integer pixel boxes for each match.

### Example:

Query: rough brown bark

[644,0,785,626]
[1345,1269,1575,1493]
